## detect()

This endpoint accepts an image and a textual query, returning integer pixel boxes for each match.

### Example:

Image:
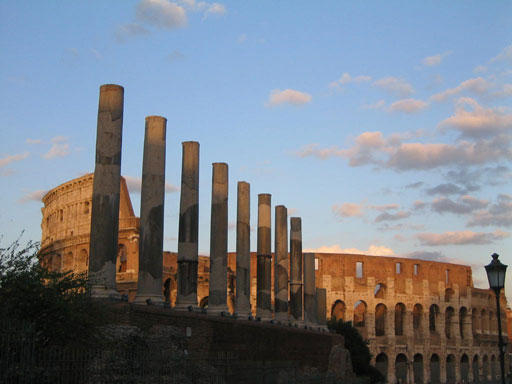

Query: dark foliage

[327,318,385,383]
[0,234,106,347]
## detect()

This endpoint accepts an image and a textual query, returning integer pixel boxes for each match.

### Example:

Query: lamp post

[485,253,507,384]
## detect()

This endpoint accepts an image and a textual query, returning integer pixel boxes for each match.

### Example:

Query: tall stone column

[134,116,167,304]
[290,217,303,323]
[304,252,317,326]
[235,181,251,317]
[316,288,327,326]
[256,193,272,320]
[175,141,200,309]
[208,163,229,314]
[274,205,288,321]
[89,84,124,298]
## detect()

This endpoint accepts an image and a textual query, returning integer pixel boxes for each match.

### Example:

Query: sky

[1,1,511,300]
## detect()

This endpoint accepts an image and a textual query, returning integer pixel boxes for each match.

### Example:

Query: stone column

[175,141,200,309]
[304,252,317,326]
[256,194,272,320]
[235,181,251,317]
[316,287,327,326]
[208,163,229,314]
[274,205,288,321]
[134,116,167,304]
[89,84,124,298]
[289,217,303,323]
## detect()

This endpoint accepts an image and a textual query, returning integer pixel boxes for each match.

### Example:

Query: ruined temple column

[134,116,167,305]
[89,84,124,298]
[304,252,317,326]
[274,205,288,321]
[235,181,251,317]
[316,288,327,327]
[175,141,200,309]
[290,217,303,323]
[256,194,272,320]
[208,163,229,314]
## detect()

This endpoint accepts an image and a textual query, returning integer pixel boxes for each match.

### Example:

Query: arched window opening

[52,253,62,272]
[374,283,386,298]
[413,354,424,384]
[429,304,440,332]
[445,307,454,339]
[491,355,497,382]
[375,304,387,336]
[63,251,74,271]
[430,354,441,384]
[78,249,88,273]
[460,354,470,384]
[483,355,489,382]
[375,353,388,378]
[199,296,208,309]
[353,300,367,327]
[446,354,456,384]
[413,304,423,331]
[163,278,171,303]
[459,307,468,339]
[331,300,346,322]
[395,354,408,383]
[117,244,127,273]
[473,355,480,383]
[395,303,406,336]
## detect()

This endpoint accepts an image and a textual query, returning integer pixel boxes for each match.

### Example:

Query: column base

[133,294,164,306]
[207,305,229,315]
[90,285,121,300]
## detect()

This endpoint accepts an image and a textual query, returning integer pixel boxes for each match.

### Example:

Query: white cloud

[422,51,452,67]
[468,194,512,228]
[388,98,428,114]
[136,0,187,29]
[330,72,371,88]
[373,77,414,98]
[417,230,509,246]
[266,89,312,107]
[430,77,491,102]
[438,97,512,138]
[304,244,395,256]
[489,44,512,64]
[18,189,47,203]
[115,23,150,42]
[474,65,487,74]
[206,3,226,15]
[332,202,364,218]
[26,138,42,145]
[368,203,399,211]
[43,137,70,159]
[0,152,29,168]
[124,175,179,194]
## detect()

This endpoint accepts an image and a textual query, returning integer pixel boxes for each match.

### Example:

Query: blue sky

[1,1,511,299]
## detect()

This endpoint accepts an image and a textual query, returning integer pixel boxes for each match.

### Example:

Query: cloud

[266,89,312,107]
[431,77,491,102]
[205,3,226,15]
[124,176,179,194]
[0,152,29,168]
[26,138,42,145]
[468,194,512,228]
[115,23,150,42]
[136,0,187,29]
[388,98,428,114]
[438,97,512,138]
[431,195,488,215]
[413,201,427,210]
[362,100,386,110]
[18,189,48,203]
[417,230,509,246]
[374,210,410,222]
[426,183,465,196]
[489,44,512,64]
[474,65,487,74]
[332,202,364,218]
[373,77,414,98]
[368,203,399,211]
[405,181,424,189]
[445,166,510,191]
[304,244,394,256]
[330,73,371,88]
[422,51,452,67]
[168,50,185,62]
[43,137,70,159]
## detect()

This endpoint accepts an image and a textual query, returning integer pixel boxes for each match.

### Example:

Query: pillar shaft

[316,287,327,326]
[135,116,166,304]
[290,217,303,322]
[208,163,229,313]
[274,205,288,320]
[176,141,199,308]
[304,252,317,325]
[89,84,124,298]
[235,181,251,317]
[256,194,272,319]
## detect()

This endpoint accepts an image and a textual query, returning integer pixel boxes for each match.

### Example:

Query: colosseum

[39,173,511,383]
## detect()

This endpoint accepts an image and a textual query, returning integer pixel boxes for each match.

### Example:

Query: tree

[328,318,385,383]
[0,235,105,347]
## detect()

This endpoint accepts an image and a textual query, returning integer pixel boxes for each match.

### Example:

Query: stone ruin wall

[39,173,511,383]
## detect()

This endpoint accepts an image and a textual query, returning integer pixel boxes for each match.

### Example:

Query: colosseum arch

[375,353,388,378]
[395,303,406,336]
[375,303,387,336]
[445,306,455,339]
[331,300,346,322]
[77,249,88,273]
[446,354,456,384]
[353,300,367,328]
[459,306,468,339]
[429,304,440,332]
[430,354,441,384]
[413,354,423,384]
[374,283,386,299]
[491,355,497,382]
[483,354,489,381]
[63,251,74,271]
[413,303,423,332]
[473,355,480,383]
[199,296,208,309]
[460,354,470,383]
[395,353,407,383]
[52,253,62,272]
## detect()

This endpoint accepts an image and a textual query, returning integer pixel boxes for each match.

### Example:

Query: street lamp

[485,253,507,384]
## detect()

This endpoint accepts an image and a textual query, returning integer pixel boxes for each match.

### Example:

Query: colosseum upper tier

[39,173,511,383]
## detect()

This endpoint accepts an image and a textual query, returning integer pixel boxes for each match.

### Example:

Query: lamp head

[485,253,507,292]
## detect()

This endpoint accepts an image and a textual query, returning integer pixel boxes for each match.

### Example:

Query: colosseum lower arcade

[39,173,511,383]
